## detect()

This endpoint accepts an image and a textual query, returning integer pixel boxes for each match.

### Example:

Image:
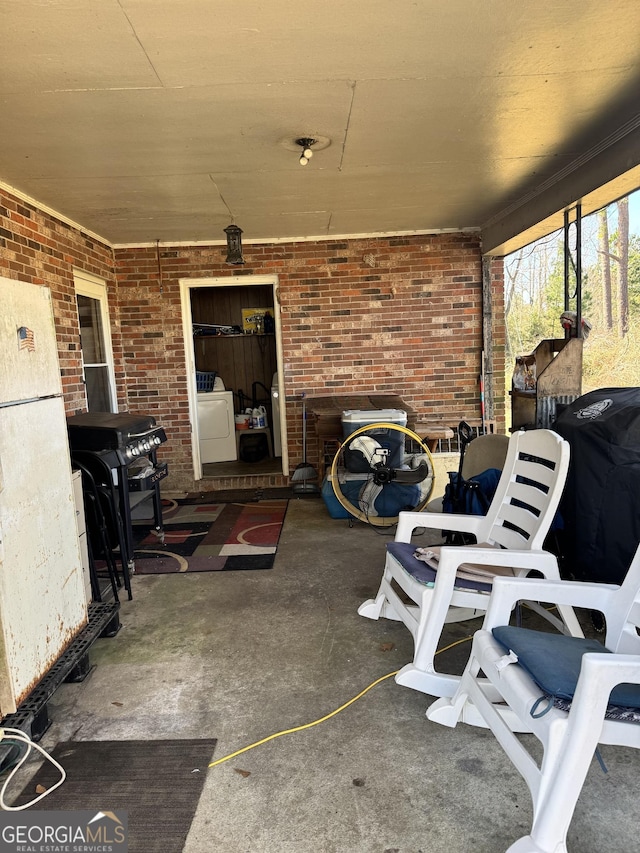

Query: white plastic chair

[358,429,583,699]
[427,541,640,853]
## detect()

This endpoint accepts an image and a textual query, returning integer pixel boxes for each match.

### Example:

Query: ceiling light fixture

[223,223,245,265]
[296,137,316,166]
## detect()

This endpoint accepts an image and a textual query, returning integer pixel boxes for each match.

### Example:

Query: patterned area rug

[133,499,288,574]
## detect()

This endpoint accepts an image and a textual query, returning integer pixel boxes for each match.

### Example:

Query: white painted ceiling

[2,0,640,251]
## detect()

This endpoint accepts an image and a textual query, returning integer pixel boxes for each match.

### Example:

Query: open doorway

[179,276,287,481]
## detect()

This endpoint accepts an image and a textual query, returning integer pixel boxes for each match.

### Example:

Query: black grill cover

[554,387,640,584]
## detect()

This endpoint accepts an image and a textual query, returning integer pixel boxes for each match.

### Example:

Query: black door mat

[185,486,320,503]
[11,739,216,853]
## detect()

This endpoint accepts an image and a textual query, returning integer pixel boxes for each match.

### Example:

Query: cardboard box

[242,308,273,333]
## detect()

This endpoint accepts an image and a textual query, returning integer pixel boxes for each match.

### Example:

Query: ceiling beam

[482,119,640,257]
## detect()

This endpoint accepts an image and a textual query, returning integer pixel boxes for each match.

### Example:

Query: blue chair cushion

[386,541,493,592]
[493,625,640,710]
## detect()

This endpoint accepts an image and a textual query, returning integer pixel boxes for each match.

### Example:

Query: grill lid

[67,412,164,451]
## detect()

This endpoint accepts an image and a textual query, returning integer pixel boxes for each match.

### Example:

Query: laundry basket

[196,371,216,392]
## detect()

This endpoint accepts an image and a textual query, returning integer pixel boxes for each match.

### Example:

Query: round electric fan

[329,423,435,527]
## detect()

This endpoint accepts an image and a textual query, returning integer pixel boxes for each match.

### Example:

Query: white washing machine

[271,372,282,457]
[197,376,237,463]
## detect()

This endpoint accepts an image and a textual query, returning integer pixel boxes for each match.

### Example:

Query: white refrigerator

[0,276,88,716]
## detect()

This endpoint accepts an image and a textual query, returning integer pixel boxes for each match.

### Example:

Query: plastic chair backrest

[480,429,570,552]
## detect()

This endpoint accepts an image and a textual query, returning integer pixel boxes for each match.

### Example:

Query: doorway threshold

[203,457,283,478]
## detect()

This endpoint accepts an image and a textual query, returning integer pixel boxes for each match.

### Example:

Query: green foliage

[583,325,640,390]
[505,195,639,395]
[629,235,640,312]
[506,245,592,358]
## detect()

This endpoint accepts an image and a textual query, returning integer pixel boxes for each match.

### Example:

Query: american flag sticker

[17,326,35,352]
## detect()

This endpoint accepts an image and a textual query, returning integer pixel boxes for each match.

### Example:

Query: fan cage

[329,422,435,527]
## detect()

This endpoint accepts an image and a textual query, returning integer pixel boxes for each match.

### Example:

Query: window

[74,271,116,412]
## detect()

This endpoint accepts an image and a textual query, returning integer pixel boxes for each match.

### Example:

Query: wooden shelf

[195,333,274,340]
[510,338,583,430]
[191,285,277,404]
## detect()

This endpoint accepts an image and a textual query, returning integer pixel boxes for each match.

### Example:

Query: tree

[629,235,640,313]
[617,197,630,337]
[597,209,613,329]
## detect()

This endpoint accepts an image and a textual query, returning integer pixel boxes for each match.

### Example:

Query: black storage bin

[238,432,268,463]
[554,387,640,584]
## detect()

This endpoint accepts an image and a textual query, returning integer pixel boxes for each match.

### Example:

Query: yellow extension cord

[208,635,472,769]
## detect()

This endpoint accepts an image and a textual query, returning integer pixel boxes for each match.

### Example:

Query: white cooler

[341,409,407,469]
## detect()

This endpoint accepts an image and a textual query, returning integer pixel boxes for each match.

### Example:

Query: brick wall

[115,234,506,491]
[1,186,505,493]
[0,188,118,414]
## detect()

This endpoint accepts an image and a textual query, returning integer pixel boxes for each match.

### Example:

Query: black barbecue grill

[67,413,168,598]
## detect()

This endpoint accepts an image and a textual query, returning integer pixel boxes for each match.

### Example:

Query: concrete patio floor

[27,497,640,852]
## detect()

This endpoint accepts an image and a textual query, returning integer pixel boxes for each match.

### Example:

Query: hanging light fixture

[279,134,331,165]
[296,137,316,166]
[224,223,245,265]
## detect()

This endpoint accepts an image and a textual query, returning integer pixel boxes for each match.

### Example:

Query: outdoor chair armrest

[481,576,620,631]
[437,545,560,575]
[574,653,640,711]
[395,509,485,543]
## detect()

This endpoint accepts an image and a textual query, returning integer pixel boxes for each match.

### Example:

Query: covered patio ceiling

[2,0,640,253]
